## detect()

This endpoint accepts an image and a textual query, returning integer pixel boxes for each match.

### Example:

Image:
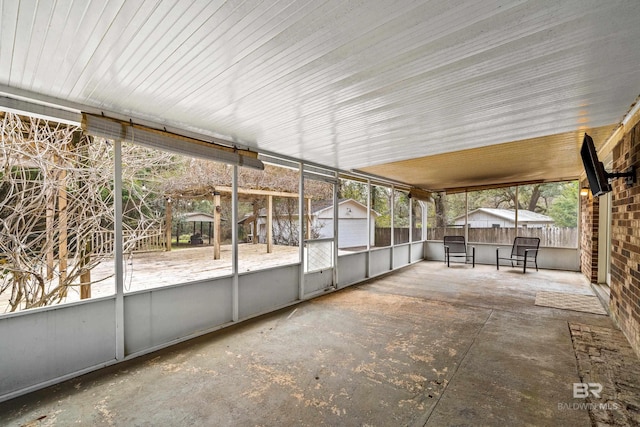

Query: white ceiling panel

[1,0,640,189]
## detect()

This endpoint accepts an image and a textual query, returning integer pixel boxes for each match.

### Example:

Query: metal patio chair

[496,236,540,273]
[444,235,475,267]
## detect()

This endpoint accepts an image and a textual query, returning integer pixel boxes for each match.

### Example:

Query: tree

[0,113,179,312]
[371,185,391,227]
[338,179,367,204]
[1,114,113,311]
[430,181,579,233]
[393,190,410,228]
[548,181,579,227]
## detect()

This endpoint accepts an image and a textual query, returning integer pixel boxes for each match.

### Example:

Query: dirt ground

[0,243,301,313]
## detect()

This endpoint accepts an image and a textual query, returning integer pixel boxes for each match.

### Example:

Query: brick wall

[609,121,640,356]
[580,179,599,283]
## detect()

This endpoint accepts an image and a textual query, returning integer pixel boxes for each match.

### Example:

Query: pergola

[164,186,313,259]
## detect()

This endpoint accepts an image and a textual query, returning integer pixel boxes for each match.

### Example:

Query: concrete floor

[0,261,635,426]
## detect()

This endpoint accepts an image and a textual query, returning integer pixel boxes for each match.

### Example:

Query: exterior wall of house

[519,222,550,228]
[455,212,512,228]
[582,111,640,357]
[609,119,640,357]
[580,180,599,284]
[455,212,550,228]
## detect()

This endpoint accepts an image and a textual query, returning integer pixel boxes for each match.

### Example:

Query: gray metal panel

[0,299,116,398]
[425,241,446,262]
[124,278,233,355]
[370,248,392,277]
[411,242,425,262]
[303,269,334,297]
[337,252,368,288]
[531,246,580,272]
[425,241,579,270]
[393,244,411,269]
[238,265,299,319]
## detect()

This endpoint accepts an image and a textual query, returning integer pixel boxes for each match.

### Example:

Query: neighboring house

[238,199,379,248]
[454,208,554,228]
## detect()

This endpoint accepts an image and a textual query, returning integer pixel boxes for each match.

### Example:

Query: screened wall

[426,181,579,248]
[0,112,426,328]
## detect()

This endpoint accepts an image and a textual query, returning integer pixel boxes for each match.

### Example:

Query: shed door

[338,219,368,249]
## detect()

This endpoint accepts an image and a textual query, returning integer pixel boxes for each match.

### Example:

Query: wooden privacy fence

[374,228,423,247]
[87,226,577,255]
[91,230,166,255]
[427,227,578,247]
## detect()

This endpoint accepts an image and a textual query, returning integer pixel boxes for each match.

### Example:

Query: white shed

[313,199,379,249]
[242,199,379,249]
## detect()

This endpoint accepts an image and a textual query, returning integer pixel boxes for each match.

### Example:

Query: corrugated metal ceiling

[1,0,639,190]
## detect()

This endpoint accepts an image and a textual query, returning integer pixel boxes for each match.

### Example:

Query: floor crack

[414,308,495,427]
